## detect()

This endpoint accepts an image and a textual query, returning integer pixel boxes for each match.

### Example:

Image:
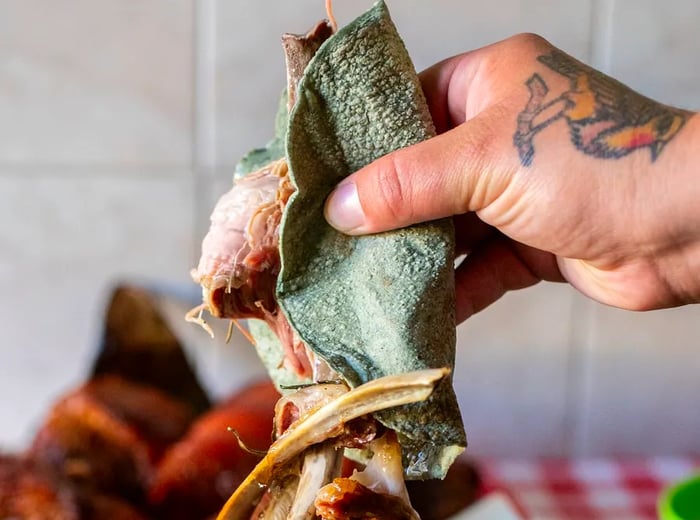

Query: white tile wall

[0,173,194,448]
[0,0,194,165]
[454,282,576,457]
[0,0,698,457]
[608,0,700,110]
[577,303,700,456]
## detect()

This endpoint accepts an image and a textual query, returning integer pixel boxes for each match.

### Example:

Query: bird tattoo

[514,49,689,167]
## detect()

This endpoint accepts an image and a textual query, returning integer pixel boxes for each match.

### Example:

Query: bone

[216,368,450,520]
[286,443,343,519]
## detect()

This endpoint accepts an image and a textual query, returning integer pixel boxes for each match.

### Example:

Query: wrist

[641,111,700,305]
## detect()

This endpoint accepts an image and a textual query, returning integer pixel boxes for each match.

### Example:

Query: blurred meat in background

[0,285,481,519]
[0,286,279,519]
[149,381,279,520]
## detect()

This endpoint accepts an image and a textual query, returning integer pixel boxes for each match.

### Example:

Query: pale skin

[324,34,700,324]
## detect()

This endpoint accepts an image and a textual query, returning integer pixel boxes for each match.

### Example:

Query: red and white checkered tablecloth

[475,457,700,520]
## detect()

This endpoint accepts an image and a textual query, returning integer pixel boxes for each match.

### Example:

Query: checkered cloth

[475,457,700,520]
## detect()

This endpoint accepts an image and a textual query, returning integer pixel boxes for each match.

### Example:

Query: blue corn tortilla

[274,1,466,479]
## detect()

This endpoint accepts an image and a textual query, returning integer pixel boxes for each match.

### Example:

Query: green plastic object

[659,473,700,520]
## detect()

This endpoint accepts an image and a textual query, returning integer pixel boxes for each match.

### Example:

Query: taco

[189,2,466,518]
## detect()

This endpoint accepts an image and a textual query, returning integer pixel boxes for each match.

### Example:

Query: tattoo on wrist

[514,49,690,167]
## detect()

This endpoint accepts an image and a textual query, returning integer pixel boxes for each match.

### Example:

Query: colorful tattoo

[514,49,689,167]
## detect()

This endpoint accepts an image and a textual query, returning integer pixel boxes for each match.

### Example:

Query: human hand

[324,34,699,323]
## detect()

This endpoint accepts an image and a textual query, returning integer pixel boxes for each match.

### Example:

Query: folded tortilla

[241,0,466,480]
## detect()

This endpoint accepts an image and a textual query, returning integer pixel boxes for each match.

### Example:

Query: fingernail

[325,181,365,233]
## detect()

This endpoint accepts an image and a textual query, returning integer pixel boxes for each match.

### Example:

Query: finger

[454,237,563,323]
[418,55,466,133]
[324,108,519,235]
[419,34,552,132]
[324,33,559,235]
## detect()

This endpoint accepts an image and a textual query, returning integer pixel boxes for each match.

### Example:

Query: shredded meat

[190,11,339,382]
[192,160,289,321]
[315,478,417,520]
[190,159,315,377]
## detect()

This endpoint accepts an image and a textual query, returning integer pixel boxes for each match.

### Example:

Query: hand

[324,34,699,323]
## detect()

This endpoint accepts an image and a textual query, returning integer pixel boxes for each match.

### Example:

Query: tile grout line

[562,0,615,456]
[0,165,192,178]
[191,0,218,261]
[588,0,616,73]
[566,295,598,456]
[192,0,227,375]
[561,0,616,457]
[193,0,217,171]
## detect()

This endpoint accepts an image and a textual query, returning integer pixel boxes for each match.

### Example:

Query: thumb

[324,109,517,234]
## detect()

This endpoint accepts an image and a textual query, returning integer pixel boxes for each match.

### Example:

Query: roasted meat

[315,478,418,520]
[0,453,151,520]
[95,285,211,415]
[28,375,196,500]
[0,454,79,520]
[79,375,196,459]
[187,159,318,378]
[29,385,153,502]
[149,381,279,520]
[79,494,150,520]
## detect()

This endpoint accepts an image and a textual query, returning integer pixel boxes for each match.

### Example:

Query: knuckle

[462,116,495,157]
[464,122,495,160]
[456,114,512,212]
[510,32,550,50]
[370,153,413,225]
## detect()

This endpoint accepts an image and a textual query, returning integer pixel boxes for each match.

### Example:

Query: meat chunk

[0,454,151,520]
[191,161,291,324]
[80,375,196,459]
[189,160,315,378]
[79,493,151,520]
[0,455,79,520]
[28,388,153,502]
[315,478,417,520]
[149,381,279,520]
[28,375,197,501]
